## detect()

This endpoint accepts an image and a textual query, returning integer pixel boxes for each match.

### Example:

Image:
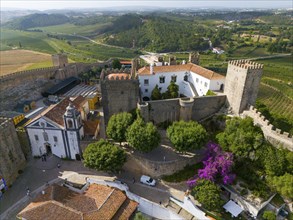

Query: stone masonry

[0,118,26,186]
[224,60,263,114]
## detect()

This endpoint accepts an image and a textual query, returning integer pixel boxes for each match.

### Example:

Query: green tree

[263,146,287,176]
[216,117,264,159]
[268,173,293,200]
[262,211,276,220]
[164,81,179,99]
[106,112,133,145]
[191,179,222,211]
[134,212,150,220]
[83,139,126,172]
[151,84,162,100]
[126,118,160,152]
[112,58,122,69]
[167,120,207,152]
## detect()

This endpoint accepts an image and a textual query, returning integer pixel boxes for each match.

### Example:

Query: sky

[1,0,292,11]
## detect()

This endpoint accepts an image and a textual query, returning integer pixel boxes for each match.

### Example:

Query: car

[140,175,156,186]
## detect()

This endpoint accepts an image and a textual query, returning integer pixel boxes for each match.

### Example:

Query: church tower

[63,102,84,160]
[224,60,263,114]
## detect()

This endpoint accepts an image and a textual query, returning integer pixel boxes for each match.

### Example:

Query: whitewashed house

[25,96,89,160]
[137,63,225,100]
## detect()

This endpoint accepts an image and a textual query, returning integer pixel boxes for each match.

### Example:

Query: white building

[212,47,225,54]
[25,96,89,160]
[137,63,225,100]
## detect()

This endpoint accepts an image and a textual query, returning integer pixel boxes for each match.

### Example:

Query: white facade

[139,68,225,100]
[26,104,84,160]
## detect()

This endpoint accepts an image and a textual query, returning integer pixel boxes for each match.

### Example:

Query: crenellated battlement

[228,60,264,70]
[243,106,293,151]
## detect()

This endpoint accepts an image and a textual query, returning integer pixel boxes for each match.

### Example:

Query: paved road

[0,155,185,219]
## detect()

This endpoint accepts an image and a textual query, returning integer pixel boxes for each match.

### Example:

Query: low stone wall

[138,95,226,124]
[243,106,293,151]
[191,95,226,121]
[126,152,201,178]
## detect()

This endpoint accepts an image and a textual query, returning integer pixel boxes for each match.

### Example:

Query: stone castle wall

[101,78,139,124]
[138,95,226,124]
[243,106,293,151]
[0,118,26,186]
[0,62,109,111]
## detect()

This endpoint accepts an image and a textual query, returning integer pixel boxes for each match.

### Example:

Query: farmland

[0,50,53,76]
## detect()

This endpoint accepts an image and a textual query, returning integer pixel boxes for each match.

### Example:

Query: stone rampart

[243,106,293,151]
[0,61,109,111]
[138,95,226,124]
[126,152,201,178]
[0,117,26,186]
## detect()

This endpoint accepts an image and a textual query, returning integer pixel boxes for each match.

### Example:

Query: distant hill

[105,15,209,52]
[4,13,70,30]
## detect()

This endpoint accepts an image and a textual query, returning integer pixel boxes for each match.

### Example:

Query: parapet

[228,60,263,70]
[179,97,194,107]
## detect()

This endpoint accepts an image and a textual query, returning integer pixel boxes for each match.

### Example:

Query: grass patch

[162,163,202,182]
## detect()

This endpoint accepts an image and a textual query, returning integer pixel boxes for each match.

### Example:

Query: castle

[101,56,263,125]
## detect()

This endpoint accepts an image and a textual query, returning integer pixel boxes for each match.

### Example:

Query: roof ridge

[98,188,115,210]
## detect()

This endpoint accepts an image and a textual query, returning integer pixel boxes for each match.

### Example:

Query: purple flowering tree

[187,142,235,187]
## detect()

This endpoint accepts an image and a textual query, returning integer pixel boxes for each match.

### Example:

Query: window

[43,132,49,141]
[67,119,73,128]
[159,87,162,91]
[159,76,165,83]
[171,75,177,83]
[144,79,149,85]
[196,78,199,83]
[204,82,208,87]
[34,135,39,141]
[53,136,58,142]
[184,75,188,82]
[145,89,148,93]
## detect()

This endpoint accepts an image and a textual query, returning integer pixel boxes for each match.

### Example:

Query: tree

[191,179,222,211]
[267,173,293,200]
[151,85,162,100]
[126,118,160,152]
[187,142,235,187]
[164,81,179,99]
[83,139,126,172]
[112,59,121,69]
[216,117,264,159]
[263,146,287,176]
[167,120,207,152]
[262,211,276,220]
[106,112,133,145]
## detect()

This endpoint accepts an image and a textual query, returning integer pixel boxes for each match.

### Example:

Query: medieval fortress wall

[243,106,293,151]
[0,118,26,186]
[0,60,109,111]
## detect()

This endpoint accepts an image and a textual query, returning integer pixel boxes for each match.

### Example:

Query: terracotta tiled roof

[107,73,130,80]
[120,60,132,65]
[17,183,138,220]
[138,63,225,80]
[113,198,139,220]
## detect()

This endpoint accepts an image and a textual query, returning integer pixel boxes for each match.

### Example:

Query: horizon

[1,0,292,11]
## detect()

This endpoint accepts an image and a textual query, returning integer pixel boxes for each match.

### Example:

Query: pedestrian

[26,189,30,196]
[159,201,162,205]
[57,163,61,168]
[132,177,135,184]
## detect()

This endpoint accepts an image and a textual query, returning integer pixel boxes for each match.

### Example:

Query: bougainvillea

[187,142,235,187]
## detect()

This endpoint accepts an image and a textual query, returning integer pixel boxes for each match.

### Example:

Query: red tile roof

[138,63,225,80]
[17,183,138,220]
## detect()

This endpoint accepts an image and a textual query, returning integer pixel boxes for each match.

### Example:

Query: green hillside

[4,13,70,30]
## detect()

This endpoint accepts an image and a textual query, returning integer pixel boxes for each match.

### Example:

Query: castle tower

[169,56,176,65]
[224,60,263,114]
[179,98,194,121]
[189,52,200,65]
[52,54,68,67]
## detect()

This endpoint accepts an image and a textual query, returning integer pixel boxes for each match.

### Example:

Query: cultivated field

[0,50,53,76]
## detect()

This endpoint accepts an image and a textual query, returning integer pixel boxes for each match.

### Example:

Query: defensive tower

[52,54,68,67]
[224,60,263,114]
[189,52,200,65]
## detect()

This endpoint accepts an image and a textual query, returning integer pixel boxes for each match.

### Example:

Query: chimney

[150,63,154,75]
